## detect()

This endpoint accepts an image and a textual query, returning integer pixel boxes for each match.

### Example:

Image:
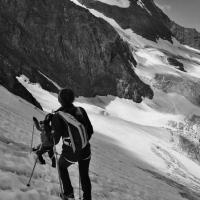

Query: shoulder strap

[58,111,82,126]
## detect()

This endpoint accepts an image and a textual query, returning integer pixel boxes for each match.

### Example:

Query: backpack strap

[58,110,88,153]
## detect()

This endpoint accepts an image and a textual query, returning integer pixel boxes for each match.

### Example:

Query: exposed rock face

[0,64,42,110]
[0,0,153,106]
[147,1,200,50]
[78,0,172,42]
[79,0,200,49]
[79,0,200,50]
[169,22,200,50]
[167,57,186,72]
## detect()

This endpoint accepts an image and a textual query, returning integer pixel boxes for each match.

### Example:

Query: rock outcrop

[0,0,153,106]
[78,0,173,42]
[148,0,200,50]
[169,22,200,50]
[0,63,42,110]
[167,57,186,72]
[78,0,200,50]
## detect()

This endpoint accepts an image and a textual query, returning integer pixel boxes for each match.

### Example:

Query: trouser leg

[48,148,56,167]
[36,145,46,164]
[78,158,92,200]
[48,148,54,158]
[58,156,74,196]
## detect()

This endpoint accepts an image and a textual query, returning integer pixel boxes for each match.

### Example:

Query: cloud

[155,2,171,12]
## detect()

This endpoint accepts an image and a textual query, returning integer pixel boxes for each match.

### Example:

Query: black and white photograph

[0,0,200,199]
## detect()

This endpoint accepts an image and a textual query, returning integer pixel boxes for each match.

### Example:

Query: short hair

[58,88,75,106]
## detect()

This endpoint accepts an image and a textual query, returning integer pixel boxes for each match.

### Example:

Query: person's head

[58,88,75,107]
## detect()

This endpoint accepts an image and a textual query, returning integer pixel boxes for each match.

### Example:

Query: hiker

[32,116,56,168]
[51,88,93,200]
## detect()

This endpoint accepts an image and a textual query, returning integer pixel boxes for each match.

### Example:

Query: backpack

[33,114,54,146]
[58,107,89,153]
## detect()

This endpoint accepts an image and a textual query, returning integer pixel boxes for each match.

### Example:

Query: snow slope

[1,86,200,200]
[1,1,200,199]
[16,75,60,112]
[11,72,200,192]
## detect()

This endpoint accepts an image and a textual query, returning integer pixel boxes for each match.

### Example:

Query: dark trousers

[35,145,56,167]
[37,145,54,158]
[59,155,92,200]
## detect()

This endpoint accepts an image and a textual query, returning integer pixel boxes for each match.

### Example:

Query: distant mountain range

[79,0,200,49]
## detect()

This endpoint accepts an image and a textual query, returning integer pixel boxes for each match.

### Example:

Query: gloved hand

[32,147,38,152]
[33,117,42,131]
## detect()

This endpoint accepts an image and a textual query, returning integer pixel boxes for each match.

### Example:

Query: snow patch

[183,45,200,54]
[38,71,61,90]
[70,0,84,8]
[134,48,182,80]
[95,0,130,8]
[181,61,200,79]
[136,0,152,15]
[16,75,60,112]
[103,96,183,127]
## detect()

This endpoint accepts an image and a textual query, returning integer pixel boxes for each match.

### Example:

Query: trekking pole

[78,165,82,200]
[53,138,64,199]
[27,157,38,187]
[30,123,35,153]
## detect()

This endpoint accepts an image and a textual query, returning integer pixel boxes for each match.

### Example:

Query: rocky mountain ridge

[0,0,200,109]
[79,0,200,50]
[0,0,153,108]
[169,22,200,50]
[78,0,173,42]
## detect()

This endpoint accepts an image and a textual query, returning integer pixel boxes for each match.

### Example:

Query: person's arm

[51,113,63,145]
[80,108,94,139]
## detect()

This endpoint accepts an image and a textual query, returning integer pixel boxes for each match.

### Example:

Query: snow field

[14,76,200,193]
[0,87,80,200]
[16,75,60,112]
[2,87,199,200]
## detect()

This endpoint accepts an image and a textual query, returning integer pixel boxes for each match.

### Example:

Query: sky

[154,0,200,32]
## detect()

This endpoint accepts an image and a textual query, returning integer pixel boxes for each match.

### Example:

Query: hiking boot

[51,157,56,168]
[37,155,46,165]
